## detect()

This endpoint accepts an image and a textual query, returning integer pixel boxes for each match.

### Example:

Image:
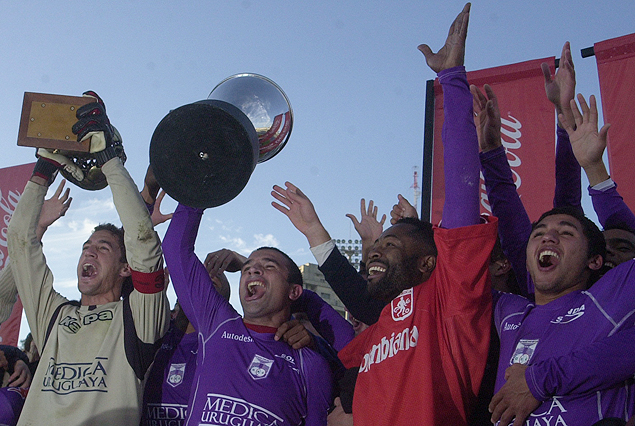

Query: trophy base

[17,92,94,153]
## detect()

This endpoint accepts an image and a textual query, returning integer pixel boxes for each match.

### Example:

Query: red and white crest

[391,288,413,321]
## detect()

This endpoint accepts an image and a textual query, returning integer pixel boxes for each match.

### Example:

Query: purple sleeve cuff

[590,183,635,231]
[438,66,480,228]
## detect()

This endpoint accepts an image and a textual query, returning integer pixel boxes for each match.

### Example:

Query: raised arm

[346,198,386,267]
[140,165,173,227]
[562,94,635,231]
[0,180,71,325]
[272,182,385,324]
[163,204,233,334]
[73,92,169,358]
[419,3,480,228]
[542,42,582,211]
[473,84,533,295]
[8,158,75,348]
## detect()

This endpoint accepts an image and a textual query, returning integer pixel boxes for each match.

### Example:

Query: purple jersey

[494,260,635,425]
[164,204,333,426]
[141,324,198,425]
[0,388,26,426]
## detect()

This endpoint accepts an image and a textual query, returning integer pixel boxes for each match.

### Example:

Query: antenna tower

[411,166,420,214]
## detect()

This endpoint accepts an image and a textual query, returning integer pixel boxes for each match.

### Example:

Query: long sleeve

[7,182,68,351]
[318,246,385,326]
[102,158,163,275]
[590,183,635,231]
[526,325,635,400]
[480,146,533,296]
[293,289,354,351]
[163,203,236,335]
[0,264,18,325]
[102,158,169,345]
[553,127,582,212]
[439,66,481,228]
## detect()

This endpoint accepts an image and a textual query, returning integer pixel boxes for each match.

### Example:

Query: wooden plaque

[17,92,94,153]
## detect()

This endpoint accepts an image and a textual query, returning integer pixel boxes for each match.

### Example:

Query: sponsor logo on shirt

[517,397,569,426]
[510,339,538,365]
[274,353,300,374]
[551,304,585,324]
[42,357,108,394]
[202,394,284,425]
[391,288,413,321]
[359,326,419,373]
[144,402,188,425]
[59,310,114,334]
[248,355,274,380]
[221,331,254,343]
[503,322,519,331]
[167,363,186,388]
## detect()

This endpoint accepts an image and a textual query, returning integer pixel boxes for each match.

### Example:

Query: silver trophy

[150,74,293,208]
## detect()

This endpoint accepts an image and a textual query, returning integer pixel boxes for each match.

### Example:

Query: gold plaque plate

[17,92,94,153]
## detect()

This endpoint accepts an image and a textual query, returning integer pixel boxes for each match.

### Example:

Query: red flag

[0,162,36,347]
[594,33,635,210]
[428,58,556,224]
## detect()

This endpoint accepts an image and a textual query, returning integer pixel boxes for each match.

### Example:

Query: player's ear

[587,254,603,271]
[418,255,436,275]
[119,263,132,278]
[288,284,303,301]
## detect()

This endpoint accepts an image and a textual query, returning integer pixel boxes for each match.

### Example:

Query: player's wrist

[32,158,60,185]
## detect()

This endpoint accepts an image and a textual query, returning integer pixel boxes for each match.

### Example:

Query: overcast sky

[0,0,632,341]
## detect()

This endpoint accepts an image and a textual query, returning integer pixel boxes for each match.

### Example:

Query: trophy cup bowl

[208,73,293,164]
[150,74,293,209]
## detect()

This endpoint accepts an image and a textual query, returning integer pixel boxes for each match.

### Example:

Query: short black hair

[395,217,438,256]
[254,247,303,287]
[93,223,126,263]
[603,222,635,236]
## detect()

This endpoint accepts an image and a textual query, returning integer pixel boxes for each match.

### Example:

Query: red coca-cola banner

[425,58,557,225]
[594,33,635,210]
[0,162,36,347]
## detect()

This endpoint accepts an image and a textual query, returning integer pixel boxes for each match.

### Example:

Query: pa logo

[248,354,274,380]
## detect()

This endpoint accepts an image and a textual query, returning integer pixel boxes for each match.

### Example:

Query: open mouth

[367,264,387,278]
[245,281,265,300]
[537,250,560,269]
[81,263,97,278]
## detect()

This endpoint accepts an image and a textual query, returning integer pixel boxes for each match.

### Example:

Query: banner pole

[422,79,435,222]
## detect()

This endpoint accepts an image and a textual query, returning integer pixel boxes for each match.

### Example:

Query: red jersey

[338,218,497,426]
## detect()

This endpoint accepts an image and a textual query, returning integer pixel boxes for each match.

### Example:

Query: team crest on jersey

[391,288,413,321]
[167,363,186,387]
[248,355,273,381]
[510,339,539,365]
